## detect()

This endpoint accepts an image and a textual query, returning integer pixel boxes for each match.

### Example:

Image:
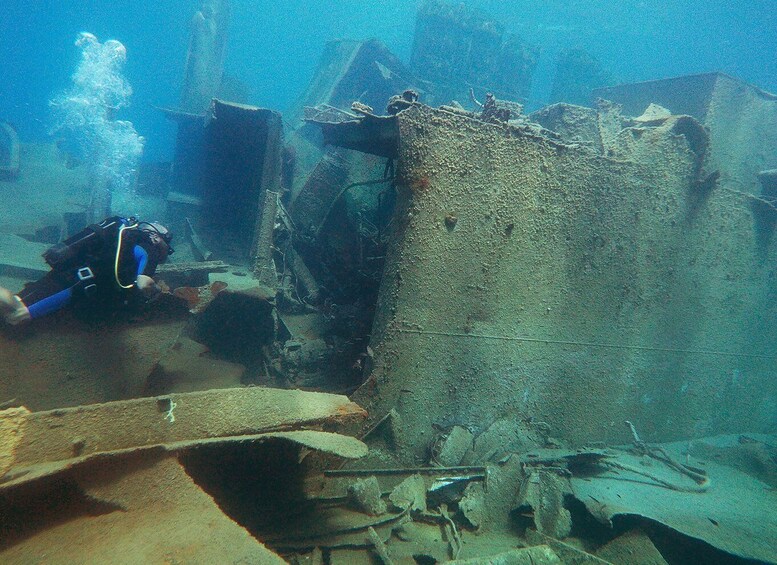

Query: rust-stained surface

[350,103,777,462]
[1,453,287,565]
[1,386,366,489]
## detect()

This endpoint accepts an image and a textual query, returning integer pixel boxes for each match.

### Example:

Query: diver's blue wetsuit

[26,245,149,320]
[15,215,168,322]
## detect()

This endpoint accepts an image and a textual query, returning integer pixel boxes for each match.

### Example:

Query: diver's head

[139,221,174,263]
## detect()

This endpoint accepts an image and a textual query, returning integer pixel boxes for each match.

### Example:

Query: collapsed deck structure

[335,86,777,463]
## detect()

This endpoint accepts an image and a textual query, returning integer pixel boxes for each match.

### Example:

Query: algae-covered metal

[340,102,777,462]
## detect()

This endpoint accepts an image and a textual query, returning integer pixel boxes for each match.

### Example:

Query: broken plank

[2,387,367,489]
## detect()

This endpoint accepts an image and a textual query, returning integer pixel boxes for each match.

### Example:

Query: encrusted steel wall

[354,104,777,463]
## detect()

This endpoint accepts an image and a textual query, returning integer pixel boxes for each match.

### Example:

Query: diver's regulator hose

[114,222,139,289]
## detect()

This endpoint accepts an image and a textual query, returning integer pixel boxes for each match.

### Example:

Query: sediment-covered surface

[355,103,777,462]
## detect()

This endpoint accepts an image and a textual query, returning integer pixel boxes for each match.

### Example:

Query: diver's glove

[0,288,31,325]
[136,275,161,300]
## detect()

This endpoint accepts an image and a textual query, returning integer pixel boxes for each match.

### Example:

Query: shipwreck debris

[620,420,710,493]
[1,386,367,489]
[457,481,486,530]
[331,97,776,462]
[550,47,613,106]
[155,259,229,288]
[288,247,321,305]
[0,407,29,480]
[305,107,400,159]
[388,473,427,513]
[628,102,673,125]
[163,100,284,263]
[594,529,669,565]
[447,545,562,565]
[2,3,776,557]
[192,285,277,366]
[477,92,513,123]
[290,39,418,132]
[1,452,286,564]
[184,216,213,262]
[514,468,573,539]
[204,100,284,262]
[253,189,280,288]
[0,385,371,563]
[410,0,538,105]
[368,525,395,565]
[430,425,473,467]
[529,102,601,148]
[179,0,230,115]
[291,148,351,236]
[570,438,777,563]
[593,72,777,193]
[0,121,20,180]
[347,475,388,516]
[525,531,611,565]
[386,89,420,115]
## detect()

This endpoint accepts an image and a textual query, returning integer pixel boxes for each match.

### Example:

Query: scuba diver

[0,216,173,325]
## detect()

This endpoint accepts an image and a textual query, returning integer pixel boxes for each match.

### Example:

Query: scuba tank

[43,216,135,271]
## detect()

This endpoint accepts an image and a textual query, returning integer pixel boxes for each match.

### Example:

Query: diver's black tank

[42,216,129,271]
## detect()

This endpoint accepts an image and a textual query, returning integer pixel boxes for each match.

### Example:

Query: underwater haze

[1,0,775,160]
[2,1,777,563]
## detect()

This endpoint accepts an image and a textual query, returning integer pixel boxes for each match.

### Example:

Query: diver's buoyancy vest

[42,216,132,272]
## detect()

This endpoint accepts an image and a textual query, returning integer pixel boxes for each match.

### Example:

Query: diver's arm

[26,288,71,320]
[133,245,149,276]
[132,245,160,298]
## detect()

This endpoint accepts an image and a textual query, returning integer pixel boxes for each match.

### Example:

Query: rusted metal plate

[571,442,777,564]
[310,112,399,159]
[1,387,367,489]
[0,452,286,564]
[0,407,29,479]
